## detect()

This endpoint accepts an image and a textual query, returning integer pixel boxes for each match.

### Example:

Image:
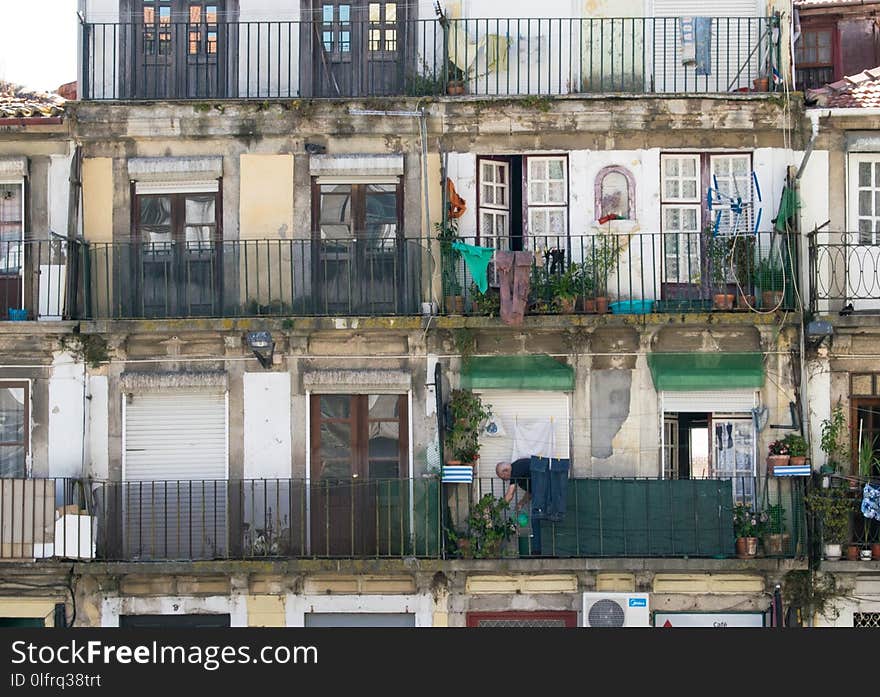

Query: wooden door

[310,394,407,556]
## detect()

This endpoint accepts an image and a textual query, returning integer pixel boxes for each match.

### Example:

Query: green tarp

[647,352,764,391]
[460,354,574,391]
[532,478,735,557]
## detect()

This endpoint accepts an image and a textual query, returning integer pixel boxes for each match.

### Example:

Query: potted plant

[755,254,785,310]
[762,503,791,556]
[708,235,734,310]
[468,282,500,317]
[443,389,490,473]
[587,230,621,314]
[731,234,756,310]
[460,493,517,558]
[436,219,464,314]
[820,401,849,476]
[766,439,791,475]
[783,433,808,467]
[805,485,854,560]
[733,503,766,558]
[551,262,581,314]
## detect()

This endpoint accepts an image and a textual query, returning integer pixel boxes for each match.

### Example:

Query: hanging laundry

[862,482,880,521]
[510,417,554,463]
[495,250,533,326]
[679,17,697,65]
[446,178,467,219]
[452,241,495,293]
[694,17,712,76]
[529,456,570,523]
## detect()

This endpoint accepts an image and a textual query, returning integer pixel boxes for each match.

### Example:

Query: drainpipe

[792,110,826,468]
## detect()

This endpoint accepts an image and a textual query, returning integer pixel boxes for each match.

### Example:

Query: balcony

[0,475,804,562]
[80,237,428,320]
[445,231,799,316]
[81,16,780,100]
[0,237,75,321]
[810,231,880,314]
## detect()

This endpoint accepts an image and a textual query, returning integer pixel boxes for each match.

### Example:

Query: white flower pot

[823,543,842,561]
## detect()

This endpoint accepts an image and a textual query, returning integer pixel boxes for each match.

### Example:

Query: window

[476,155,568,249]
[851,373,880,476]
[795,27,834,90]
[596,166,634,220]
[0,382,28,478]
[660,152,752,286]
[132,190,221,316]
[0,181,24,274]
[848,154,880,244]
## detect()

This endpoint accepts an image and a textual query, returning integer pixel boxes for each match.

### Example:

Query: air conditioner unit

[582,592,650,628]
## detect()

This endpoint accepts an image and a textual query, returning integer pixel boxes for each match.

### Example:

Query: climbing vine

[782,570,842,623]
[60,332,109,369]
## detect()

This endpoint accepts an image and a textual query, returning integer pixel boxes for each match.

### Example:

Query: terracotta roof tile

[807,66,880,107]
[0,82,66,119]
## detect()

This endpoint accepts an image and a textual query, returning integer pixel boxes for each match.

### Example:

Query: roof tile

[0,81,66,119]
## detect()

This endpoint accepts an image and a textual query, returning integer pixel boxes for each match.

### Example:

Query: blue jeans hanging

[529,456,570,523]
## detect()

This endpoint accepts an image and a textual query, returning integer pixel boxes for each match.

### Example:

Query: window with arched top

[595,166,635,221]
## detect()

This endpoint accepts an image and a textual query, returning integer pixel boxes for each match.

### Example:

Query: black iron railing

[81,16,780,100]
[809,231,880,313]
[444,231,799,315]
[0,237,78,321]
[82,237,428,319]
[1,475,804,561]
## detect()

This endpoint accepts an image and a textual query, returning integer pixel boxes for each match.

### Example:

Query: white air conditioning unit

[582,593,650,627]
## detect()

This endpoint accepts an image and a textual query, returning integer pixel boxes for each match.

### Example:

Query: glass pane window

[662,205,701,283]
[480,161,508,208]
[661,155,700,202]
[795,28,833,67]
[0,183,23,272]
[527,158,566,205]
[851,156,880,244]
[0,384,27,478]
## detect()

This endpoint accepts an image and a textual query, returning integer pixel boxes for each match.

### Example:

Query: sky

[0,0,79,92]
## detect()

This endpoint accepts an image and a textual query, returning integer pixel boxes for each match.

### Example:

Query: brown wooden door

[311,1,405,97]
[310,394,407,556]
[132,1,225,98]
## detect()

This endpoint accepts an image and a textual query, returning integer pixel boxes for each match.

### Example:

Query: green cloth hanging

[774,187,799,233]
[452,241,495,294]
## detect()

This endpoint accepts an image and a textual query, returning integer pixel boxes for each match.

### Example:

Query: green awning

[461,355,574,391]
[648,352,765,391]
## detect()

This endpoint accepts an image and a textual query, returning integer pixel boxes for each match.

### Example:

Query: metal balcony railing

[81,16,780,100]
[443,231,799,315]
[81,237,428,319]
[0,237,78,321]
[809,231,880,313]
[0,475,804,562]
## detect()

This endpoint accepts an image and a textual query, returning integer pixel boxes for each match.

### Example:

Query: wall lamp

[246,331,275,369]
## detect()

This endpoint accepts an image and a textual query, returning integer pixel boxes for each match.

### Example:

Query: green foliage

[857,432,879,478]
[783,570,841,622]
[765,504,787,535]
[406,66,444,96]
[587,231,622,295]
[468,283,500,317]
[551,262,582,300]
[755,254,785,292]
[805,485,854,544]
[444,389,490,464]
[733,503,768,538]
[436,219,463,296]
[820,401,849,474]
[60,332,109,369]
[518,95,553,112]
[707,235,733,289]
[783,433,808,458]
[460,493,517,558]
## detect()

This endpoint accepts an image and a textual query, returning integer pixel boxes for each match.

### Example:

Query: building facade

[6,0,866,630]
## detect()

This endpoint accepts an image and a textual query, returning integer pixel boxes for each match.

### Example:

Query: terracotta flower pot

[595,296,609,314]
[789,455,807,466]
[763,532,791,556]
[581,297,597,314]
[735,536,757,558]
[872,542,880,560]
[846,544,860,561]
[753,77,770,92]
[555,296,576,314]
[762,290,784,310]
[444,295,465,315]
[766,454,790,476]
[713,293,735,311]
[736,292,756,310]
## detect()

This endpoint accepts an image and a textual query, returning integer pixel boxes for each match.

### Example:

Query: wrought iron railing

[0,475,804,561]
[444,231,799,315]
[0,237,77,321]
[81,16,780,100]
[809,231,880,313]
[82,237,428,319]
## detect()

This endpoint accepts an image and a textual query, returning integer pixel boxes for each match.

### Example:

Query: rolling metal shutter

[123,392,228,560]
[475,390,570,479]
[660,389,757,413]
